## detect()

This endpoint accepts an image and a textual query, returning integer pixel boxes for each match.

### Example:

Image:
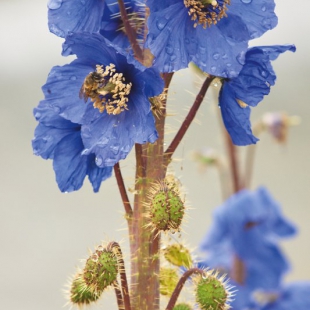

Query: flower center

[184,0,230,29]
[79,64,132,115]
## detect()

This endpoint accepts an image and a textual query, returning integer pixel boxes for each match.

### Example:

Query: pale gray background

[0,1,309,309]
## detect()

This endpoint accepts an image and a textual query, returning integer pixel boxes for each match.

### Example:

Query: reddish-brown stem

[108,242,132,310]
[113,281,124,310]
[117,0,143,62]
[164,75,215,164]
[165,268,204,310]
[114,163,133,217]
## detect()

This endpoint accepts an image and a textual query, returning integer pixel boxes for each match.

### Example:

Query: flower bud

[159,267,179,296]
[173,303,193,310]
[69,273,101,306]
[83,247,118,293]
[163,244,192,268]
[195,271,232,310]
[148,178,185,233]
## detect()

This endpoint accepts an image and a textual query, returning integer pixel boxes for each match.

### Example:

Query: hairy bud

[173,303,193,310]
[159,267,179,296]
[163,244,192,268]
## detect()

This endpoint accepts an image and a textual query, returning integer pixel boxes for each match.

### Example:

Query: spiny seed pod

[159,267,179,296]
[195,270,233,310]
[147,178,185,233]
[69,273,101,306]
[173,303,193,310]
[163,244,192,268]
[83,246,118,294]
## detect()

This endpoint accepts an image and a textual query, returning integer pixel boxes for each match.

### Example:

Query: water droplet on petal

[170,55,177,61]
[261,6,266,11]
[261,70,267,77]
[213,53,220,60]
[49,23,65,37]
[236,51,246,65]
[240,0,252,4]
[95,156,103,166]
[165,45,173,55]
[211,66,216,73]
[222,53,228,59]
[110,143,120,155]
[34,112,41,120]
[199,46,207,55]
[156,17,168,30]
[70,75,77,81]
[97,137,109,148]
[67,11,71,15]
[262,18,272,29]
[47,0,63,10]
[53,106,61,113]
[226,63,232,67]
[81,148,90,155]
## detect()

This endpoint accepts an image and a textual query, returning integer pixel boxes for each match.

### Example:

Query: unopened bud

[163,244,192,268]
[159,267,179,296]
[173,303,193,310]
[83,248,118,293]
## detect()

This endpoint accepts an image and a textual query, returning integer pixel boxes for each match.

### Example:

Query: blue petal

[53,132,89,192]
[48,0,105,38]
[219,83,259,146]
[87,155,113,192]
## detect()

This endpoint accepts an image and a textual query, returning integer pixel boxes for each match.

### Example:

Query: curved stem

[113,280,124,310]
[164,75,215,164]
[108,242,132,310]
[165,268,204,310]
[114,163,133,217]
[117,0,143,62]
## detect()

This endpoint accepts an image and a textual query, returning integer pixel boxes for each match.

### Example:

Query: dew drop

[165,45,174,56]
[95,156,103,166]
[211,66,216,73]
[170,54,177,61]
[81,148,90,155]
[226,63,232,67]
[97,137,109,148]
[53,106,61,113]
[262,18,272,28]
[236,51,246,65]
[67,11,71,15]
[34,112,41,120]
[70,75,77,81]
[240,0,252,4]
[199,46,207,55]
[156,17,168,30]
[49,23,65,37]
[47,0,63,10]
[213,53,220,60]
[261,5,266,12]
[222,53,228,59]
[110,144,120,155]
[261,70,267,77]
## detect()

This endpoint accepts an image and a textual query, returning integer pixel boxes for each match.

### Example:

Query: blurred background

[0,1,309,309]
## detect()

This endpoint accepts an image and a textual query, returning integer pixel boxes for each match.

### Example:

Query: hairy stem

[114,163,133,217]
[165,268,204,310]
[114,281,124,310]
[164,75,215,164]
[117,0,143,62]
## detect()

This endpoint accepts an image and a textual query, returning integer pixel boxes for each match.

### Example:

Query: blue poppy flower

[32,103,112,192]
[199,187,297,306]
[219,45,296,145]
[35,32,163,169]
[256,282,310,310]
[145,0,278,76]
[48,0,105,38]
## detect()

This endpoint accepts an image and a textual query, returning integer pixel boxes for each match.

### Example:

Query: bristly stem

[164,75,215,164]
[117,0,143,62]
[108,242,132,310]
[165,268,204,310]
[114,163,133,217]
[113,281,124,310]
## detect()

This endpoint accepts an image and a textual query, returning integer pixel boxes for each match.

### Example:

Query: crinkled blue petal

[81,93,158,167]
[219,83,258,145]
[48,0,105,38]
[146,0,277,76]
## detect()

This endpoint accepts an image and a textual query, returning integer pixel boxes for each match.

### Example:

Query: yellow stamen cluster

[184,0,230,28]
[150,88,168,118]
[80,64,132,115]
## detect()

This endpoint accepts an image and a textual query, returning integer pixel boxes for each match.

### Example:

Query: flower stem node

[69,273,102,306]
[147,179,185,233]
[173,303,193,310]
[163,244,193,268]
[79,64,132,115]
[83,247,119,293]
[195,270,233,310]
[159,267,179,296]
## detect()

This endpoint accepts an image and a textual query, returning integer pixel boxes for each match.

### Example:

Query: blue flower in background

[145,0,278,76]
[32,106,112,192]
[48,0,105,37]
[33,32,163,172]
[219,45,296,145]
[199,187,297,308]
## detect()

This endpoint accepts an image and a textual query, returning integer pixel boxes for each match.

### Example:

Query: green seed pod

[173,303,193,310]
[159,267,179,296]
[70,273,101,306]
[163,244,192,268]
[83,247,118,293]
[149,181,185,233]
[195,272,231,310]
